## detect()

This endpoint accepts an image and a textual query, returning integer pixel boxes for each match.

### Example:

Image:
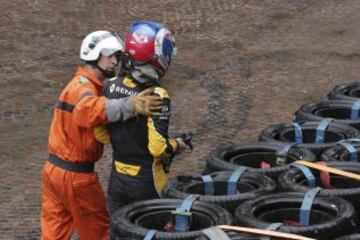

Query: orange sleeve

[72,86,108,128]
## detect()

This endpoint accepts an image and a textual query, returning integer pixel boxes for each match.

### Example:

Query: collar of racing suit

[74,66,104,88]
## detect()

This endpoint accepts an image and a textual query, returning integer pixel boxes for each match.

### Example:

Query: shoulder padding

[79,76,89,84]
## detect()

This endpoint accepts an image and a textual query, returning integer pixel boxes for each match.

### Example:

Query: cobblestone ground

[2,0,360,239]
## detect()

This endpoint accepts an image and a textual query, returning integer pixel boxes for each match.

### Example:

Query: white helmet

[80,30,124,61]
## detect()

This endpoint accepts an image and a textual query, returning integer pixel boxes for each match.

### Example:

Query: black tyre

[328,82,360,101]
[195,229,282,240]
[205,142,316,179]
[259,122,359,158]
[235,192,358,240]
[321,143,360,162]
[335,234,360,240]
[111,199,233,240]
[294,100,360,130]
[163,171,276,214]
[278,162,360,218]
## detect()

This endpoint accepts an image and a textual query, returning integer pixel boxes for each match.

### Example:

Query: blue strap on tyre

[351,100,360,120]
[292,122,303,144]
[260,223,283,240]
[291,163,316,188]
[143,229,157,240]
[315,119,332,143]
[201,175,214,196]
[338,141,358,162]
[172,194,199,232]
[227,166,248,195]
[276,143,295,166]
[300,187,322,226]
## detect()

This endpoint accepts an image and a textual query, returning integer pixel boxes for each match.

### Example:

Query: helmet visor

[100,48,121,57]
[98,32,124,57]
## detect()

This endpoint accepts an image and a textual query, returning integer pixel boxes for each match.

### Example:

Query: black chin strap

[95,64,107,75]
[87,61,115,78]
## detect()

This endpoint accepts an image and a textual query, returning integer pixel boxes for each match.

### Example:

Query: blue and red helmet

[124,21,176,76]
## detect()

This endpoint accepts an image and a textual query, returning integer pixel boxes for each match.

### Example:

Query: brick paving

[2,0,360,239]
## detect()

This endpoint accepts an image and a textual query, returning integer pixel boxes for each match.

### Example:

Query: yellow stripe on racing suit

[101,75,178,196]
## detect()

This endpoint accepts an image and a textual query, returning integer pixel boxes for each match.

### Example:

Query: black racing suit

[100,75,178,215]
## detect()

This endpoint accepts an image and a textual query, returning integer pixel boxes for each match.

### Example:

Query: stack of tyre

[111,82,360,240]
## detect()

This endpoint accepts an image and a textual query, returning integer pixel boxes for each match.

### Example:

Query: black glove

[174,132,193,151]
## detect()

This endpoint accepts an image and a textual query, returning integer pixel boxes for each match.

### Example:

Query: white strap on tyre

[202,227,231,240]
[338,140,359,162]
[260,223,283,240]
[291,163,316,188]
[276,143,295,166]
[227,166,248,195]
[172,194,200,232]
[143,229,156,240]
[351,100,360,120]
[292,122,304,144]
[201,175,214,195]
[299,187,322,226]
[218,225,315,240]
[339,141,357,162]
[315,119,332,143]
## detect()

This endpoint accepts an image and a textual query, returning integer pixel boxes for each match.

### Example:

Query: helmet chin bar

[131,70,156,85]
[129,61,163,86]
[126,54,164,83]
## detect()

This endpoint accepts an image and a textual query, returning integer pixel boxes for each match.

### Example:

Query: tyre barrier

[234,192,358,240]
[162,170,276,214]
[328,82,360,101]
[205,142,316,180]
[195,228,253,240]
[278,162,360,218]
[294,100,360,131]
[195,226,315,240]
[111,198,233,240]
[335,233,360,240]
[195,228,282,240]
[258,121,359,158]
[321,141,360,162]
